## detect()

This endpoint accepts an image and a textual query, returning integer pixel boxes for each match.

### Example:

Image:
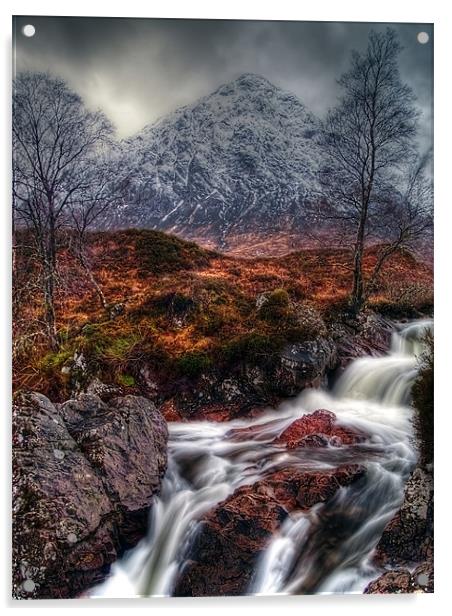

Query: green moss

[76,323,139,362]
[80,323,99,337]
[76,323,110,356]
[258,288,291,323]
[175,351,212,378]
[220,332,284,367]
[117,374,136,387]
[39,349,72,374]
[103,335,139,360]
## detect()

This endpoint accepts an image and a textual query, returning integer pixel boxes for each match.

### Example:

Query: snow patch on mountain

[117,73,323,248]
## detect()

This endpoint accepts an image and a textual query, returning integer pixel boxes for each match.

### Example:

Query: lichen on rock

[12,392,168,599]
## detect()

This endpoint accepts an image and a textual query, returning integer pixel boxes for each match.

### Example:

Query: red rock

[364,561,433,594]
[273,409,365,449]
[162,398,267,423]
[201,405,267,423]
[226,419,285,441]
[173,464,365,596]
[195,404,242,422]
[365,570,413,594]
[160,398,184,422]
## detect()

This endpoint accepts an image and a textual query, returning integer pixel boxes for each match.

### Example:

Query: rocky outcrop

[373,466,433,566]
[173,465,365,596]
[158,338,337,423]
[331,312,394,368]
[275,338,337,395]
[273,409,365,449]
[364,465,434,594]
[12,392,168,599]
[75,312,395,425]
[365,561,433,594]
[154,315,395,424]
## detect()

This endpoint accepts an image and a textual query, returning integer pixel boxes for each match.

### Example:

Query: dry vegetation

[13,228,433,399]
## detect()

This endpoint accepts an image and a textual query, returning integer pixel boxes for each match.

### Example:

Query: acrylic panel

[12,16,433,599]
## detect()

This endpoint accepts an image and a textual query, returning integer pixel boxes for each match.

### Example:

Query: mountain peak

[121,74,322,248]
[213,73,276,98]
[233,73,275,88]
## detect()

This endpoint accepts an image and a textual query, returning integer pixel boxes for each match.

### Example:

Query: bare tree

[319,29,421,313]
[67,148,124,315]
[13,72,113,347]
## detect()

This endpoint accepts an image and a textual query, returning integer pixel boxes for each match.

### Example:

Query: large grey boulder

[12,392,167,599]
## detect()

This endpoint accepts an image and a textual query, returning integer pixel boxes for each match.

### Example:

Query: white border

[1,1,451,614]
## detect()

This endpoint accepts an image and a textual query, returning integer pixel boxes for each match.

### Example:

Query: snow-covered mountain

[116,74,322,249]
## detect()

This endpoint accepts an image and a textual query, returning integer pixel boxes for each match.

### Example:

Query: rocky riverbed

[12,317,433,599]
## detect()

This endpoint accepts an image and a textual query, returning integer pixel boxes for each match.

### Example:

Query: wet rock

[138,365,160,402]
[227,418,285,442]
[62,394,168,520]
[364,561,434,594]
[275,338,337,395]
[160,398,184,422]
[372,466,433,566]
[331,313,394,369]
[365,465,434,595]
[161,393,267,423]
[12,392,167,599]
[173,464,365,596]
[365,569,413,594]
[273,409,366,449]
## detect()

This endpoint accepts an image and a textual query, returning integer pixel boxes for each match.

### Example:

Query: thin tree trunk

[351,220,366,313]
[77,244,109,313]
[351,184,372,314]
[44,206,59,348]
[352,110,376,314]
[43,261,58,349]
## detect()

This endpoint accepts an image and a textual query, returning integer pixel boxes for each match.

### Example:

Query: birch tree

[320,29,420,312]
[13,72,113,347]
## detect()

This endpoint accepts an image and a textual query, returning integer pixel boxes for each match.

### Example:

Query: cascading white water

[92,319,432,598]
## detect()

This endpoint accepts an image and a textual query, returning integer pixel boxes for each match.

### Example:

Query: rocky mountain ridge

[115,74,322,249]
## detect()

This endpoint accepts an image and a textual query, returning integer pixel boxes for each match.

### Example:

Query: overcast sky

[13,16,433,151]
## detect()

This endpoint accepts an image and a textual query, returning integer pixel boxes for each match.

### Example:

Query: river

[92,318,432,598]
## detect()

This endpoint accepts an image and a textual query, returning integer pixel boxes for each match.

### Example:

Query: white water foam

[92,319,432,598]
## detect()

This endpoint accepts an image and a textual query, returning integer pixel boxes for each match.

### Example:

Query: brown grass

[13,229,433,398]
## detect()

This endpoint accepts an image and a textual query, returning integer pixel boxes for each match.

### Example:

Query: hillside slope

[13,230,433,410]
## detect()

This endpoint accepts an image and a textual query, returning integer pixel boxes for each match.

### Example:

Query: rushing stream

[92,319,433,598]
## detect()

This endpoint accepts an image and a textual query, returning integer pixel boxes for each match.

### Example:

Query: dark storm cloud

[13,16,433,151]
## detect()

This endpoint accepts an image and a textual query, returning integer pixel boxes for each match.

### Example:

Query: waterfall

[91,319,432,598]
